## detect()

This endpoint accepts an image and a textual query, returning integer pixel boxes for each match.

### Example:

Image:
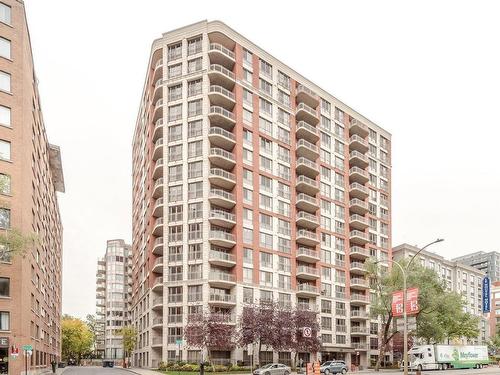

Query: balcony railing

[297,283,319,293]
[351,278,369,287]
[297,175,319,188]
[296,102,318,117]
[350,230,368,240]
[296,157,318,171]
[209,293,236,303]
[209,271,235,283]
[208,64,235,80]
[209,148,235,162]
[209,210,236,222]
[209,230,235,242]
[209,168,236,182]
[350,199,368,209]
[350,246,369,257]
[296,84,318,100]
[297,229,319,241]
[297,265,319,276]
[208,127,235,141]
[209,188,235,202]
[209,43,235,60]
[297,193,318,205]
[297,139,319,154]
[296,121,319,136]
[209,85,235,101]
[209,106,235,121]
[297,247,319,259]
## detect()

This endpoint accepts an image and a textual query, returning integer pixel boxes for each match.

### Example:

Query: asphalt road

[361,367,500,374]
[63,367,133,375]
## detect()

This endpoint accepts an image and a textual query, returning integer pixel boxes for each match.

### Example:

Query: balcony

[349,119,369,137]
[209,230,236,248]
[209,168,236,189]
[208,271,236,288]
[209,148,236,170]
[351,310,369,320]
[152,317,163,329]
[208,209,236,229]
[350,230,369,245]
[350,262,367,275]
[296,283,320,297]
[349,183,369,200]
[152,257,163,274]
[208,64,235,90]
[296,121,320,143]
[209,249,236,268]
[208,106,236,131]
[208,127,235,151]
[152,276,163,292]
[208,43,235,68]
[349,198,368,215]
[208,85,236,109]
[152,198,164,217]
[96,283,105,291]
[351,293,370,305]
[350,214,369,230]
[296,175,319,196]
[209,293,236,307]
[153,118,163,142]
[349,135,369,153]
[295,103,319,125]
[349,151,369,168]
[209,188,236,209]
[152,296,163,311]
[153,98,163,122]
[350,246,369,260]
[296,157,319,178]
[296,139,320,160]
[349,167,369,184]
[296,211,319,229]
[352,342,369,351]
[296,247,320,263]
[296,84,320,109]
[296,229,320,246]
[153,138,163,161]
[153,58,163,82]
[152,237,163,255]
[296,265,320,280]
[350,277,369,290]
[153,78,163,102]
[153,158,163,179]
[153,177,164,199]
[296,193,319,213]
[351,326,370,335]
[152,217,164,236]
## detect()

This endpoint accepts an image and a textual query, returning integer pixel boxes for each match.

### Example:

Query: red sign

[392,288,419,317]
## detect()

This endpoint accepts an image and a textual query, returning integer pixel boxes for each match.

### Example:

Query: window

[277,90,290,107]
[259,194,272,211]
[168,42,182,60]
[168,63,182,78]
[260,59,272,78]
[0,3,11,25]
[188,58,202,73]
[243,248,253,265]
[260,155,272,172]
[0,312,8,331]
[259,98,272,116]
[187,36,202,55]
[259,213,272,231]
[188,181,203,199]
[188,161,203,179]
[260,271,273,287]
[259,117,272,135]
[277,71,290,89]
[0,106,10,126]
[259,232,273,249]
[168,144,182,161]
[260,252,272,268]
[243,49,253,65]
[188,202,203,220]
[168,104,182,123]
[259,79,272,96]
[168,165,182,181]
[243,69,253,83]
[188,79,203,97]
[243,89,253,106]
[243,148,253,164]
[188,141,202,158]
[243,228,253,244]
[0,71,10,92]
[188,120,203,138]
[0,37,10,60]
[260,175,272,192]
[243,267,253,283]
[277,109,290,127]
[0,277,8,297]
[243,169,253,185]
[0,208,9,229]
[168,84,182,101]
[0,174,10,194]
[321,99,331,114]
[243,188,253,204]
[188,99,202,117]
[243,109,253,124]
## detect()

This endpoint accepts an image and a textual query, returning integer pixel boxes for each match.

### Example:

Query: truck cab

[408,345,439,371]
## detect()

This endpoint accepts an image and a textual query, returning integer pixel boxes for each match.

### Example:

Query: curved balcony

[209,188,235,209]
[350,262,367,275]
[349,167,369,184]
[296,193,319,213]
[208,64,235,90]
[152,257,163,274]
[296,211,319,229]
[349,183,369,200]
[350,214,369,230]
[208,43,235,68]
[209,293,236,307]
[153,158,163,179]
[350,310,370,320]
[209,230,236,248]
[350,230,369,245]
[153,78,163,102]
[96,283,105,291]
[349,151,369,168]
[152,197,164,218]
[208,127,235,151]
[152,217,163,236]
[351,293,370,305]
[152,297,163,311]
[295,103,319,125]
[153,178,164,199]
[153,98,164,123]
[151,337,162,348]
[296,139,319,160]
[349,119,369,137]
[349,199,368,215]
[152,237,163,255]
[349,135,369,153]
[296,157,319,178]
[296,175,319,195]
[209,168,236,189]
[153,138,163,161]
[152,317,163,330]
[351,326,370,336]
[296,84,320,109]
[152,58,163,82]
[296,229,319,246]
[296,121,320,143]
[208,209,236,229]
[208,249,236,268]
[208,106,236,130]
[152,276,163,292]
[350,277,369,290]
[208,85,236,109]
[296,283,320,297]
[209,148,235,170]
[208,271,236,288]
[350,246,369,260]
[296,247,320,263]
[153,118,163,142]
[296,265,320,280]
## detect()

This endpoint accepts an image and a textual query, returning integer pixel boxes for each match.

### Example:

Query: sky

[23,0,500,318]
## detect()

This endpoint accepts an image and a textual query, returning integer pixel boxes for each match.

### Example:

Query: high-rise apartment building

[131,20,391,369]
[453,251,500,283]
[0,1,65,374]
[95,239,133,361]
[393,244,488,344]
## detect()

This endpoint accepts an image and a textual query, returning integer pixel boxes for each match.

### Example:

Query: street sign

[22,345,32,351]
[175,339,183,345]
[483,277,491,313]
[396,317,417,331]
[302,327,312,338]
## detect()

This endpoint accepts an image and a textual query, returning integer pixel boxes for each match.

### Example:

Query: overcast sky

[24,0,500,318]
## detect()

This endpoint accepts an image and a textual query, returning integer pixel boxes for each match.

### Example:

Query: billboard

[482,277,490,313]
[392,288,419,317]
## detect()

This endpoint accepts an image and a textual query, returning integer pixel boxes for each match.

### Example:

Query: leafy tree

[118,326,137,367]
[62,315,93,364]
[0,228,37,260]
[487,333,500,356]
[291,307,321,365]
[85,314,97,352]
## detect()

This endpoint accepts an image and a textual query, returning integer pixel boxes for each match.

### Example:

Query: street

[359,367,500,374]
[62,367,134,375]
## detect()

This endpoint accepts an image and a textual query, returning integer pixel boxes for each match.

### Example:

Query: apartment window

[188,120,203,138]
[188,36,202,55]
[243,188,252,204]
[260,137,273,153]
[259,194,272,211]
[243,129,252,144]
[243,49,253,65]
[321,132,331,149]
[187,140,202,158]
[188,181,203,199]
[188,244,202,261]
[260,155,272,172]
[278,237,290,253]
[168,42,182,60]
[260,252,272,268]
[259,79,272,96]
[0,37,10,60]
[335,108,344,123]
[335,124,344,138]
[278,274,291,290]
[277,109,290,127]
[260,271,273,287]
[260,175,272,193]
[243,89,253,106]
[260,59,272,78]
[243,148,253,164]
[168,185,182,202]
[321,99,331,114]
[243,169,253,185]
[259,117,272,136]
[259,213,272,231]
[0,106,10,127]
[168,63,182,78]
[0,174,10,194]
[168,84,182,101]
[243,267,253,283]
[243,287,254,303]
[0,312,9,331]
[188,264,202,280]
[168,104,182,123]
[278,219,290,236]
[168,144,182,161]
[243,248,253,265]
[243,109,253,124]
[259,232,273,249]
[277,90,290,107]
[188,99,202,117]
[0,277,9,297]
[0,72,10,93]
[334,140,344,154]
[277,71,290,89]
[321,299,332,314]
[277,182,290,199]
[188,79,203,97]
[259,98,272,116]
[277,201,290,217]
[277,164,290,180]
[188,202,203,220]
[243,69,253,83]
[0,3,11,25]
[188,223,202,240]
[168,165,182,182]
[188,58,202,73]
[168,205,183,222]
[278,256,290,272]
[277,127,290,144]
[188,161,203,179]
[243,228,253,244]
[0,208,10,229]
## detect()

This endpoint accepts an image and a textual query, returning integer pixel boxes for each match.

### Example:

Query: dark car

[68,359,76,366]
[102,360,114,368]
[58,362,67,368]
[320,361,347,375]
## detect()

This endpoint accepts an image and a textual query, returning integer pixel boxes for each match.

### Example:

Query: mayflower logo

[452,348,459,362]
[460,351,478,359]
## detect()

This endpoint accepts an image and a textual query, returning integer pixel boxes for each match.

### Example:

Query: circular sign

[303,327,312,338]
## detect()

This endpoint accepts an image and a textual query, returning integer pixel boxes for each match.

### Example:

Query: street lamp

[374,238,444,375]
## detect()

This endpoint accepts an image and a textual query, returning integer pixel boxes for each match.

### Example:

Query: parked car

[253,363,291,375]
[320,360,348,375]
[68,358,76,366]
[57,362,67,368]
[102,360,114,368]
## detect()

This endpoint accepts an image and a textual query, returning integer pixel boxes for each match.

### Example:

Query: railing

[296,121,319,136]
[350,119,369,132]
[154,59,163,69]
[350,214,367,224]
[296,229,318,241]
[209,250,235,262]
[350,135,368,146]
[154,178,164,188]
[297,211,318,223]
[154,138,163,148]
[297,284,319,293]
[151,337,162,346]
[209,106,235,121]
[155,98,164,109]
[209,293,236,303]
[350,198,368,209]
[153,277,163,286]
[297,265,319,275]
[152,317,163,326]
[209,230,235,242]
[154,217,163,227]
[350,151,368,162]
[154,198,164,208]
[350,167,368,178]
[209,127,235,141]
[296,139,319,153]
[296,102,318,117]
[154,78,163,90]
[209,168,236,182]
[350,230,368,240]
[296,84,318,99]
[297,247,319,259]
[209,271,235,282]
[297,175,319,188]
[352,342,369,350]
[351,262,366,270]
[210,148,235,161]
[350,246,368,256]
[154,158,163,169]
[351,278,368,287]
[209,64,235,80]
[209,43,235,59]
[351,294,370,302]
[296,157,318,170]
[209,85,235,101]
[152,297,163,306]
[351,310,368,318]
[350,183,368,194]
[209,188,235,202]
[209,209,236,222]
[351,326,369,334]
[153,257,163,266]
[297,193,318,205]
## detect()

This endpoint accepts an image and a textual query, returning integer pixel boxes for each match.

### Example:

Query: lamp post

[375,238,444,375]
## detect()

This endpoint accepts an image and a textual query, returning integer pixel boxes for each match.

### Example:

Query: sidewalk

[126,368,161,375]
[125,368,404,375]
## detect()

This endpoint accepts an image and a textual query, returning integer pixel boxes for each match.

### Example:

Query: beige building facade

[131,20,392,369]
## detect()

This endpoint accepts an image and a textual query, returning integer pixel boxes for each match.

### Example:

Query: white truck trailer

[407,344,489,371]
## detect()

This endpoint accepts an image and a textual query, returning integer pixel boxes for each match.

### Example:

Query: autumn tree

[291,307,321,365]
[62,316,93,364]
[118,326,137,367]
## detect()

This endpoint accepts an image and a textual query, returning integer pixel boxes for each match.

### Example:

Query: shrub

[158,361,168,371]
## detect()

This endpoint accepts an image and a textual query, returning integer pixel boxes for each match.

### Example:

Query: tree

[291,307,321,365]
[85,314,97,354]
[118,326,137,367]
[0,228,37,260]
[62,316,93,364]
[487,333,500,357]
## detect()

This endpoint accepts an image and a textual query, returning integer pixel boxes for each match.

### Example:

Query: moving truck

[407,345,489,371]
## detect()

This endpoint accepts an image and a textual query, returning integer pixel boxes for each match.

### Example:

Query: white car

[253,363,291,375]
